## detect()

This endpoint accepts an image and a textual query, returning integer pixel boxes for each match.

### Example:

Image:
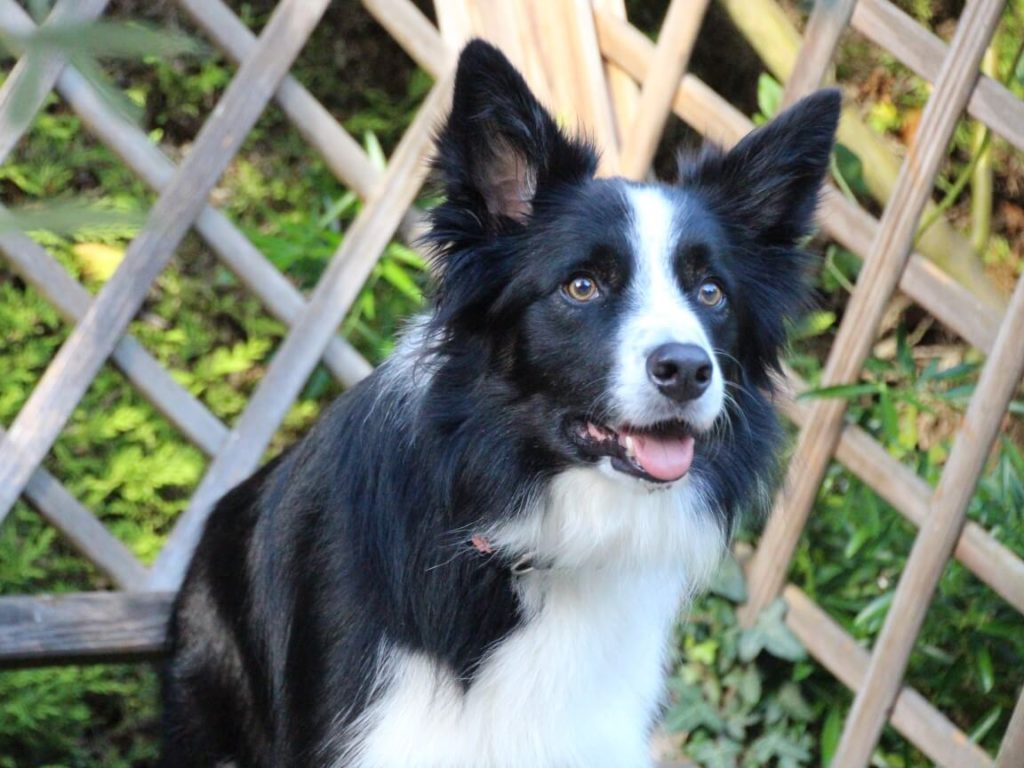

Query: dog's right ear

[433,40,597,231]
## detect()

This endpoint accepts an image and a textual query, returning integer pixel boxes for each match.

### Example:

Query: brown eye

[563,274,600,303]
[698,280,724,308]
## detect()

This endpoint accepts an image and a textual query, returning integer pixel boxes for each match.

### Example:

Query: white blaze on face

[612,185,724,430]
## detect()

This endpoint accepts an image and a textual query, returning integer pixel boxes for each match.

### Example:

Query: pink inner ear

[479,145,536,223]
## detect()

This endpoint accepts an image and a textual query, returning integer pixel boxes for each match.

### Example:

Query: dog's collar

[470,534,551,575]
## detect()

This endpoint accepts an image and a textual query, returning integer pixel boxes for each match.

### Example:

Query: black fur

[162,40,839,767]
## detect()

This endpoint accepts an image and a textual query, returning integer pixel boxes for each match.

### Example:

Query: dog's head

[425,40,839,489]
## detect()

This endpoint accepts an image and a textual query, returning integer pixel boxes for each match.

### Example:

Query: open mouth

[569,418,697,484]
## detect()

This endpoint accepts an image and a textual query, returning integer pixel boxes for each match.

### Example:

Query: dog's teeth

[624,435,636,459]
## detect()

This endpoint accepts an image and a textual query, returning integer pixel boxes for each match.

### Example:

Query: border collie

[162,40,839,768]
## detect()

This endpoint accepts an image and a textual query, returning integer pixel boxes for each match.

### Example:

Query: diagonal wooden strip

[852,0,1024,154]
[780,0,856,108]
[175,0,425,243]
[619,0,710,179]
[149,68,456,590]
[823,4,1007,765]
[591,10,1003,355]
[997,684,1024,767]
[0,0,109,163]
[0,0,372,389]
[0,0,331,524]
[783,585,992,768]
[17,440,149,592]
[0,592,173,666]
[780,366,1024,615]
[0,223,227,456]
[836,172,1024,766]
[363,0,453,76]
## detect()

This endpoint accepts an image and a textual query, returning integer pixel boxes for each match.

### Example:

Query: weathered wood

[780,367,1024,615]
[0,0,331,523]
[738,0,1005,642]
[852,0,1024,154]
[836,134,1024,768]
[0,224,228,456]
[783,586,993,768]
[148,68,457,591]
[619,0,710,179]
[0,592,172,667]
[591,0,638,147]
[7,422,150,590]
[0,0,109,163]
[997,684,1024,767]
[363,0,451,76]
[592,10,1003,355]
[780,0,856,107]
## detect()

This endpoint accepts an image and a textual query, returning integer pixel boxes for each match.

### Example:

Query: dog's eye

[563,274,600,303]
[697,280,724,308]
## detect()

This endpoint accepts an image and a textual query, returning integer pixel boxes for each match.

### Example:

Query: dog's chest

[349,569,685,768]
[345,469,724,768]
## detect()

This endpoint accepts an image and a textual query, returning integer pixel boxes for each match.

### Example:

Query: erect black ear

[434,39,597,228]
[680,89,841,244]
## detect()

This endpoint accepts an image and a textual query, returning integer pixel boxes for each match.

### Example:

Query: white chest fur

[344,466,725,768]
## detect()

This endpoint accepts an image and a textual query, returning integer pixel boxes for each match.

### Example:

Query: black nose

[646,343,713,402]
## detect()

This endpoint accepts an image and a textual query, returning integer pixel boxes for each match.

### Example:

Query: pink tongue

[630,433,695,482]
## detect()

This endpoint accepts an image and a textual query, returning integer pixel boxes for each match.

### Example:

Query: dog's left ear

[681,89,841,245]
[434,40,598,230]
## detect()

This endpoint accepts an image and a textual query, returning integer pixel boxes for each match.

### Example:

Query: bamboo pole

[618,0,710,179]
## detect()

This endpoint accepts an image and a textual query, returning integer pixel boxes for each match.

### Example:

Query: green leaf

[756,72,783,120]
[708,553,748,603]
[798,382,882,401]
[820,706,843,767]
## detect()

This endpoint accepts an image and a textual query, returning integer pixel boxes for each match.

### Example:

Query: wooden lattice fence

[1,0,1023,765]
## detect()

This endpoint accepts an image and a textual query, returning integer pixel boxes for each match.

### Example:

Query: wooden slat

[0,224,227,456]
[997,685,1024,767]
[363,0,451,76]
[592,10,1004,355]
[780,367,1024,615]
[734,0,1005,635]
[0,592,172,666]
[0,0,331,523]
[0,5,373,388]
[836,164,1024,768]
[3,421,149,590]
[780,0,856,107]
[592,0,639,147]
[783,586,992,768]
[0,0,109,163]
[852,0,1024,153]
[149,68,456,591]
[619,0,710,179]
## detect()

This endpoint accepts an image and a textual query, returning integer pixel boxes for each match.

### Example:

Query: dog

[161,39,840,768]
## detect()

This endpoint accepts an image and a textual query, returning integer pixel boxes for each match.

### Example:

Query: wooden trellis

[1,0,1023,764]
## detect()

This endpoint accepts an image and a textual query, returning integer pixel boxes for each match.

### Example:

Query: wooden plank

[0,592,172,666]
[780,367,1024,615]
[0,0,109,163]
[783,586,992,768]
[592,10,1004,355]
[619,0,710,179]
[0,0,331,524]
[836,169,1024,768]
[592,0,639,148]
[149,68,457,591]
[363,0,451,76]
[997,684,1024,767]
[852,0,1024,154]
[734,0,1005,639]
[780,0,856,108]
[0,223,227,456]
[176,0,427,246]
[0,21,372,388]
[6,422,150,590]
